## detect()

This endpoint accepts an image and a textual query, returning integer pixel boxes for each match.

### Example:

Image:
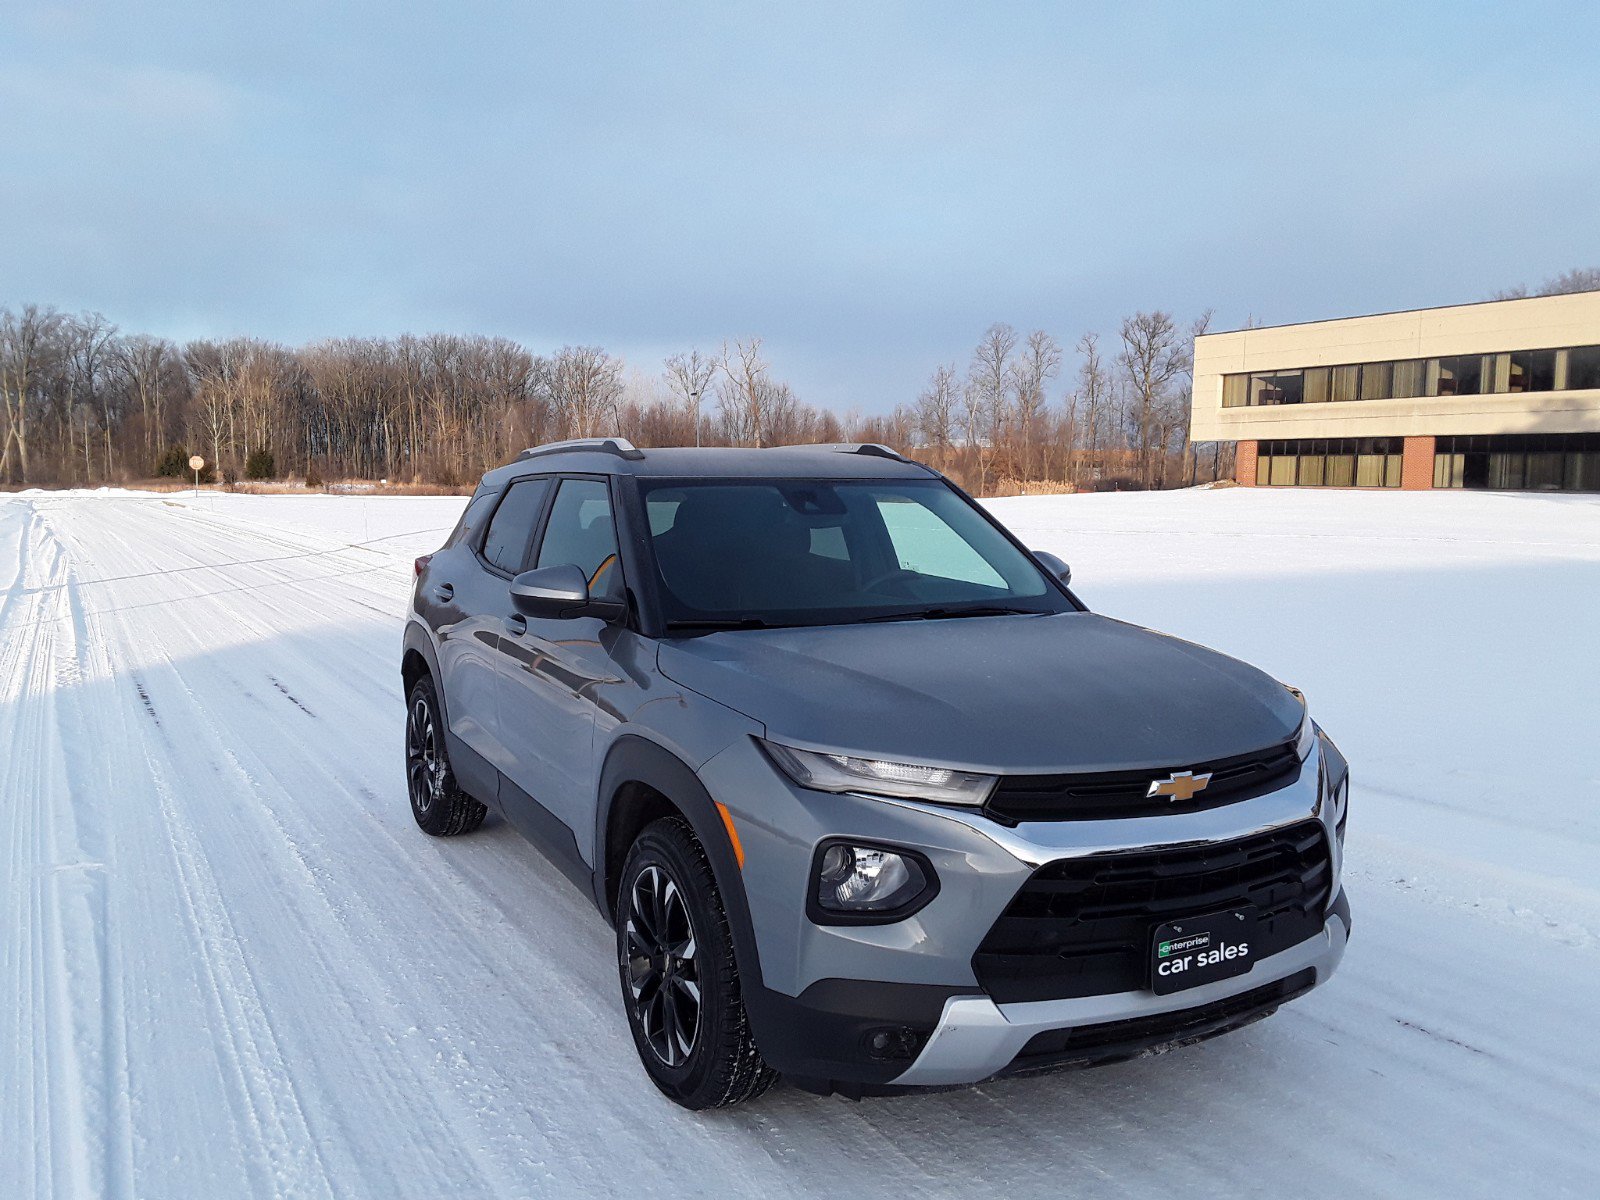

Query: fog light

[811,841,936,922]
[862,1025,927,1061]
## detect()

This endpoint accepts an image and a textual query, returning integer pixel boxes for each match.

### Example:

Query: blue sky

[3,1,1596,412]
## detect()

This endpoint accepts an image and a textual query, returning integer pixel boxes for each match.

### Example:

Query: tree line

[1,302,1225,494]
[901,311,1219,492]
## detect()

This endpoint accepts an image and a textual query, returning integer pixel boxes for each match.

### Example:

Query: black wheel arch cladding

[594,736,767,994]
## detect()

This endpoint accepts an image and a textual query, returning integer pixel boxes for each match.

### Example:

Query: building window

[1391,359,1426,398]
[1507,349,1557,393]
[1434,355,1483,396]
[1251,438,1401,488]
[1359,361,1391,401]
[1354,452,1382,487]
[1249,370,1304,406]
[1567,345,1600,391]
[1434,433,1600,492]
[1303,366,1331,403]
[1330,365,1361,403]
[1434,452,1465,488]
[1221,342,1599,407]
[1526,452,1565,489]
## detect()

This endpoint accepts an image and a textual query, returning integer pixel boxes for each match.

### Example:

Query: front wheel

[405,677,486,836]
[617,817,777,1108]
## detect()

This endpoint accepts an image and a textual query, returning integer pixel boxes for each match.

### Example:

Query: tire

[616,817,777,1109]
[404,677,487,836]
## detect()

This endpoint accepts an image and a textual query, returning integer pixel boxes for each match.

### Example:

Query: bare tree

[1117,311,1189,488]
[184,339,247,481]
[65,312,119,480]
[1493,266,1600,301]
[717,338,773,446]
[1008,329,1061,482]
[1171,310,1213,485]
[116,335,183,466]
[663,349,718,446]
[0,305,64,483]
[913,363,961,467]
[1072,331,1114,485]
[1540,266,1600,295]
[548,345,624,439]
[965,323,1016,486]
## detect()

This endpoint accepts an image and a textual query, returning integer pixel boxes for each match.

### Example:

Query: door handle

[433,582,454,601]
[504,613,527,636]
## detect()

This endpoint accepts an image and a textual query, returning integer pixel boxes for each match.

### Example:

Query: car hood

[657,612,1303,775]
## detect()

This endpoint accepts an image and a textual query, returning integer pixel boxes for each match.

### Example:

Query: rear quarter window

[445,487,497,548]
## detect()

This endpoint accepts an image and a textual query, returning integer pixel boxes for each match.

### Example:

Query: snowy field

[3,484,1598,1199]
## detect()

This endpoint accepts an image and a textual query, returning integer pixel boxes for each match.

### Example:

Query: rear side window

[536,479,623,599]
[445,488,496,548]
[481,477,552,573]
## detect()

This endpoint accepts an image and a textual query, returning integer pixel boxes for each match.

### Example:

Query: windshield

[639,477,1069,630]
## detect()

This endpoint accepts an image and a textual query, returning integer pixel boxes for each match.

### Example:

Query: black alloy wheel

[403,677,486,837]
[624,865,702,1067]
[406,693,444,818]
[615,817,776,1107]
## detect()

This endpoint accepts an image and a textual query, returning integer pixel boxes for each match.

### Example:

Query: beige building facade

[1191,291,1600,491]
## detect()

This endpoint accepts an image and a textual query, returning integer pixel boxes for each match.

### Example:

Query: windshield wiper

[666,617,782,632]
[854,606,1038,624]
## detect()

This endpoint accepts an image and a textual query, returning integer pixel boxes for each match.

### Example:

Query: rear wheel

[405,677,486,836]
[617,817,777,1108]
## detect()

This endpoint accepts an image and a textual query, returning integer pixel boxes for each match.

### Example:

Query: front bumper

[700,730,1350,1092]
[894,891,1348,1086]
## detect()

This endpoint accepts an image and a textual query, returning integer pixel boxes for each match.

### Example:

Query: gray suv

[402,439,1350,1108]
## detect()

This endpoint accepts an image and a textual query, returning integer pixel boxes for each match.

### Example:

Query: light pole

[691,390,702,446]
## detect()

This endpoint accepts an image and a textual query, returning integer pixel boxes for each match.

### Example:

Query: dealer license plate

[1151,908,1256,995]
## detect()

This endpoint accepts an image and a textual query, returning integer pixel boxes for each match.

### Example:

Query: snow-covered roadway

[3,486,1597,1199]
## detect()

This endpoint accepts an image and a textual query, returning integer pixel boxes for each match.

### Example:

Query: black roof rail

[774,442,911,463]
[517,437,644,462]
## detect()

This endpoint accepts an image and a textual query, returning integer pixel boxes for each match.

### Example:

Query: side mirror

[509,564,625,621]
[1033,550,1071,588]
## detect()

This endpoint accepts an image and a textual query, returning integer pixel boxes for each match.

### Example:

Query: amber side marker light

[714,802,745,870]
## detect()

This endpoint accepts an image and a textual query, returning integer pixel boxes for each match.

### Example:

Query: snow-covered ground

[3,485,1597,1199]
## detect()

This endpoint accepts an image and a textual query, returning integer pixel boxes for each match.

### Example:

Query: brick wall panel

[1235,440,1258,486]
[1401,436,1435,490]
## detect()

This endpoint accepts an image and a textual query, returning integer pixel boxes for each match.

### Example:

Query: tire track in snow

[0,503,48,1200]
[43,494,544,1197]
[45,499,352,1199]
[1,504,136,1199]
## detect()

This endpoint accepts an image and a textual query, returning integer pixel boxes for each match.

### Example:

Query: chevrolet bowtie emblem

[1146,770,1213,802]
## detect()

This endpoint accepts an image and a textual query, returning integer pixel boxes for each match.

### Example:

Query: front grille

[974,820,1332,1004]
[1006,967,1317,1075]
[985,739,1302,824]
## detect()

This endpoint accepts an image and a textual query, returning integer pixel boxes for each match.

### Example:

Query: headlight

[810,840,938,922]
[760,739,997,807]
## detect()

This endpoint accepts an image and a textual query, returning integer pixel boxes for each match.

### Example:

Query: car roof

[480,443,937,487]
